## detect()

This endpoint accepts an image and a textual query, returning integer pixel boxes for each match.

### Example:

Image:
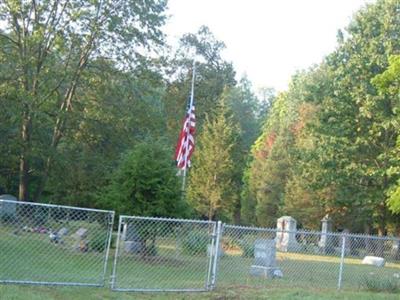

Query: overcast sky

[163,0,371,92]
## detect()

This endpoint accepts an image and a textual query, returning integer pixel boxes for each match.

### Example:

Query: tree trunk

[233,199,241,225]
[375,204,387,257]
[18,111,31,201]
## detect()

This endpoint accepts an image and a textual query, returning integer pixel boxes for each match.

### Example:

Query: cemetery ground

[1,224,400,299]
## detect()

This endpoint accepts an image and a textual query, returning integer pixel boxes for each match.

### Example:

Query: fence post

[102,211,114,286]
[210,221,222,290]
[337,233,346,290]
[110,215,123,289]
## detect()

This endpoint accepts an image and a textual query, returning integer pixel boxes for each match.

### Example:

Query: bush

[89,231,109,252]
[144,243,158,256]
[182,230,209,255]
[239,241,254,258]
[1,213,16,224]
[359,274,400,293]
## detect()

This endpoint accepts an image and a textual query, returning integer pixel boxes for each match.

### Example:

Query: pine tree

[187,92,237,221]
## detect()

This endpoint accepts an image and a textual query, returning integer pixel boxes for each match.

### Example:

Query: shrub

[359,274,400,293]
[223,236,239,250]
[144,243,157,256]
[239,241,254,258]
[1,213,16,224]
[182,230,209,255]
[89,231,109,252]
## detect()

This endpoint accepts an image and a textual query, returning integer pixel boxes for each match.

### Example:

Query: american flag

[175,99,196,170]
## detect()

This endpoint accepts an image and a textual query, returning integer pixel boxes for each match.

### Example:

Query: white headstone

[362,256,385,267]
[276,216,299,252]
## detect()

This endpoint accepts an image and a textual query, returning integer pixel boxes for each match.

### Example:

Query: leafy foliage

[100,141,187,218]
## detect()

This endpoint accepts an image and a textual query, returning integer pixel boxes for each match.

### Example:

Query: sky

[163,0,371,92]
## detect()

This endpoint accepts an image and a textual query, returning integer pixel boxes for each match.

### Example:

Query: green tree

[101,141,186,218]
[187,93,236,221]
[372,55,400,214]
[0,0,167,201]
[306,0,400,234]
[227,76,267,223]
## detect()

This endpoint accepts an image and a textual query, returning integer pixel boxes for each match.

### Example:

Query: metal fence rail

[111,216,217,292]
[0,199,114,287]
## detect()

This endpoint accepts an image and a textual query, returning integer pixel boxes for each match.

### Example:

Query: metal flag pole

[181,60,196,193]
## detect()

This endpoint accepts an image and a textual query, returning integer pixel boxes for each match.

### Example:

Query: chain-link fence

[111,216,218,292]
[216,225,342,289]
[340,233,400,290]
[0,199,114,286]
[1,199,399,292]
[215,225,400,291]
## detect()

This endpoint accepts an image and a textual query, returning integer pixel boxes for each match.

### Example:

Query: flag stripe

[174,103,196,170]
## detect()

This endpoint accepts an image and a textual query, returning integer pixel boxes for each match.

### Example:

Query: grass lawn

[0,224,107,285]
[1,284,400,300]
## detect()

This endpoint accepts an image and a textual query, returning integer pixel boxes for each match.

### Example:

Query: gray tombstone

[123,224,144,254]
[75,227,88,239]
[391,240,400,260]
[318,214,334,254]
[0,194,17,219]
[250,239,282,278]
[58,227,69,237]
[337,229,351,255]
[73,227,88,251]
[276,216,300,252]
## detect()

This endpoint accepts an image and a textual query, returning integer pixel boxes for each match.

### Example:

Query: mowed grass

[0,225,106,285]
[1,224,400,299]
[1,285,400,300]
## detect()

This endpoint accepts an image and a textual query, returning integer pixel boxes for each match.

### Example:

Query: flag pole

[181,60,196,193]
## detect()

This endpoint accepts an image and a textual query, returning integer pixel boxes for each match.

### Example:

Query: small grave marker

[74,228,88,252]
[362,256,385,267]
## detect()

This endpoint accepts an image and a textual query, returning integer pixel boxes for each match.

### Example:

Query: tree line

[0,0,399,235]
[241,0,400,235]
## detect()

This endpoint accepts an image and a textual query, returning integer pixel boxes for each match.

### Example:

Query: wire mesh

[216,225,343,290]
[341,233,400,291]
[0,199,114,286]
[2,198,400,292]
[111,216,217,292]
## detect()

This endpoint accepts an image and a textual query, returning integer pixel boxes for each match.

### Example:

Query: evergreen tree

[100,140,187,218]
[187,92,237,221]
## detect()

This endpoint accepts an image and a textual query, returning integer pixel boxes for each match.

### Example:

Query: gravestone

[58,227,69,237]
[276,216,299,252]
[0,194,17,219]
[123,224,144,254]
[250,239,282,278]
[74,227,88,252]
[391,240,400,260]
[318,214,334,254]
[338,229,351,255]
[362,256,385,267]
